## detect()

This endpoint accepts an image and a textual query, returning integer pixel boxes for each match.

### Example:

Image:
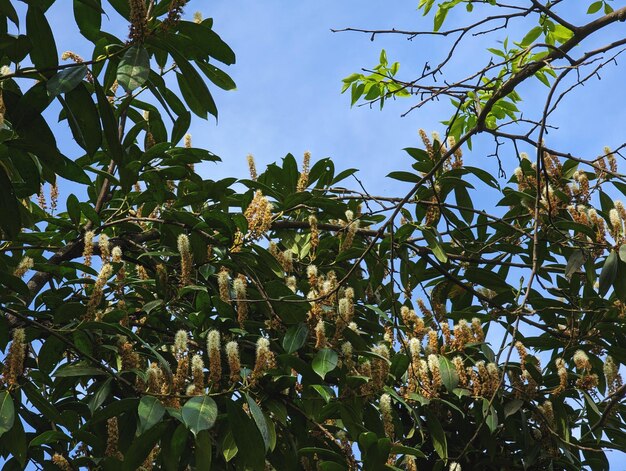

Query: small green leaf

[282,323,308,354]
[504,399,524,418]
[0,391,15,438]
[587,1,603,14]
[181,396,218,436]
[312,348,338,379]
[520,26,543,47]
[66,193,81,224]
[423,228,448,263]
[137,396,166,436]
[565,250,586,279]
[482,399,498,433]
[117,45,150,92]
[433,6,449,32]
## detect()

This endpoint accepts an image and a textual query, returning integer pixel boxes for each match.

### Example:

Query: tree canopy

[1,1,626,470]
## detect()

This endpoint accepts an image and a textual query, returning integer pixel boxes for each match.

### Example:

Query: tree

[0,0,625,469]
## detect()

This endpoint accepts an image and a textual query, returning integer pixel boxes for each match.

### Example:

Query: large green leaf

[312,348,338,379]
[226,399,265,470]
[438,356,459,391]
[137,396,166,436]
[53,363,108,377]
[599,250,618,297]
[0,391,15,438]
[245,394,271,450]
[26,4,58,70]
[424,408,447,460]
[47,66,87,97]
[195,430,212,469]
[0,164,21,238]
[73,0,102,42]
[181,396,218,436]
[117,45,150,92]
[63,82,102,156]
[94,79,124,163]
[166,47,217,119]
[122,421,168,471]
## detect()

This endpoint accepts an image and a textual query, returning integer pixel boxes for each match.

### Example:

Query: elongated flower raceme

[191,354,205,391]
[253,337,276,379]
[207,330,222,385]
[177,234,193,286]
[380,393,394,439]
[234,275,248,327]
[2,328,26,387]
[244,190,273,240]
[99,234,110,262]
[218,268,231,305]
[86,263,113,319]
[226,341,241,383]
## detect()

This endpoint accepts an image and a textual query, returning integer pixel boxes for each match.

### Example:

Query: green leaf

[63,82,102,156]
[47,66,87,97]
[390,444,426,458]
[0,391,15,438]
[197,61,236,90]
[88,378,112,414]
[438,356,459,391]
[482,399,498,433]
[94,79,124,164]
[0,165,21,238]
[167,47,217,119]
[433,6,449,32]
[73,0,102,42]
[282,323,308,354]
[587,1,603,14]
[424,408,447,460]
[26,4,58,70]
[245,394,271,450]
[565,250,586,279]
[504,399,524,418]
[599,250,618,297]
[181,396,218,436]
[619,245,626,263]
[123,421,168,471]
[195,430,212,469]
[53,363,108,377]
[423,228,448,263]
[137,396,166,436]
[226,399,266,470]
[66,193,81,224]
[29,430,69,447]
[117,45,150,92]
[520,26,543,47]
[312,348,338,379]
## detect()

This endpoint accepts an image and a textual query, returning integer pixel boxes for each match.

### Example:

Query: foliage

[1,1,626,470]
